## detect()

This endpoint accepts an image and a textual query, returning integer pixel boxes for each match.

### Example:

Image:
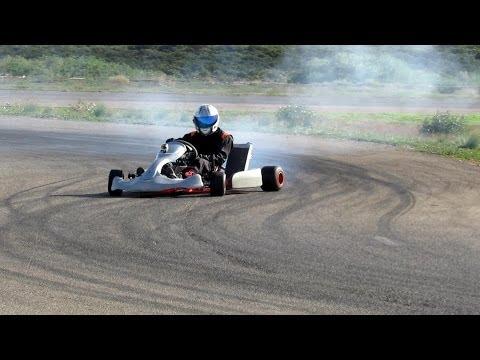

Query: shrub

[420,111,466,135]
[72,100,97,113]
[123,109,144,120]
[459,134,479,149]
[40,107,54,118]
[23,103,40,114]
[156,72,170,84]
[0,56,35,76]
[288,71,310,84]
[436,84,458,94]
[108,74,130,85]
[72,101,109,118]
[275,105,316,128]
[92,103,108,117]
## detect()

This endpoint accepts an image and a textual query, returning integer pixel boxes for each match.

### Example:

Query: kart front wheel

[210,171,226,196]
[261,166,285,191]
[108,169,124,196]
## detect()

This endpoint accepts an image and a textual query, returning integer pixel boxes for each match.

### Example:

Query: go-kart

[108,138,285,197]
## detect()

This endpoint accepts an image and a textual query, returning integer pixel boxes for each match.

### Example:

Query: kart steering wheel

[173,139,199,160]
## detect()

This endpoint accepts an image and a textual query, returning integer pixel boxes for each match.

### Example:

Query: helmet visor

[194,115,218,128]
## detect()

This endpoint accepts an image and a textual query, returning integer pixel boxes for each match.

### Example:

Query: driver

[162,104,233,178]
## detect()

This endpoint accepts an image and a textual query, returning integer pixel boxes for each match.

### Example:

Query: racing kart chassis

[108,139,285,197]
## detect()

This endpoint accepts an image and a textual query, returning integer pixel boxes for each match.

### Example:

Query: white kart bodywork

[231,168,263,188]
[111,142,204,193]
[110,140,263,193]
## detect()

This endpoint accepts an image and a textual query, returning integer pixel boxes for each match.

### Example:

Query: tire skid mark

[182,197,276,274]
[307,157,417,244]
[180,202,364,312]
[176,155,316,276]
[262,163,359,230]
[3,129,480,313]
[2,178,228,312]
[0,266,215,314]
[179,158,344,278]
[3,177,308,313]
[1,202,258,313]
[259,157,373,240]
[325,261,480,302]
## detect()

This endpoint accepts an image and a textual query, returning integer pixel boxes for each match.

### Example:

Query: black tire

[210,171,226,196]
[108,169,124,196]
[261,166,285,191]
[136,167,145,176]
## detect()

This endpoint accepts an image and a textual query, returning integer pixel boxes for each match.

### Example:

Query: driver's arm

[200,134,233,167]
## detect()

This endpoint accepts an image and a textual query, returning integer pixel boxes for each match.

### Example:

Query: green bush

[40,107,54,118]
[275,105,316,128]
[71,101,110,118]
[288,71,310,84]
[23,103,40,114]
[122,109,144,120]
[0,56,35,76]
[72,100,94,112]
[420,111,466,135]
[92,103,109,117]
[459,134,479,149]
[436,84,458,94]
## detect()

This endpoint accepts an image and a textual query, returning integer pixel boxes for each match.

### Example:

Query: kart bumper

[111,173,204,193]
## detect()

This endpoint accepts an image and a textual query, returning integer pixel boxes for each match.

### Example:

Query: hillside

[1,45,480,86]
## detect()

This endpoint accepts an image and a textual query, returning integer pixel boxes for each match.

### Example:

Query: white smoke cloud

[274,45,448,87]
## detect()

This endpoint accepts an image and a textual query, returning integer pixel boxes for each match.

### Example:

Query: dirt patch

[327,119,420,137]
[350,120,419,137]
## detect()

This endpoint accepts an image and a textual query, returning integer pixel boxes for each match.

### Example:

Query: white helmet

[193,104,220,136]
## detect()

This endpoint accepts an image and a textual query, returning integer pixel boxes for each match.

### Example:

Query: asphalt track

[1,117,480,314]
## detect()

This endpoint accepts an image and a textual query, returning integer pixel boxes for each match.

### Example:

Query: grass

[1,102,480,164]
[313,112,480,125]
[0,102,193,125]
[2,75,480,99]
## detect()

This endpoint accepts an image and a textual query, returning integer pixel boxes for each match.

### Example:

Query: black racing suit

[182,128,234,176]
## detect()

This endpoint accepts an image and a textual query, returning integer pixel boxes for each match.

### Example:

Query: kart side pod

[231,168,263,188]
[226,143,285,191]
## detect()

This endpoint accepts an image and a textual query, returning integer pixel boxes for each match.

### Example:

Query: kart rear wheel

[108,169,124,196]
[210,171,226,196]
[261,166,285,191]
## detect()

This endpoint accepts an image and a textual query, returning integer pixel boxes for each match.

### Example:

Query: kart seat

[225,143,253,179]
